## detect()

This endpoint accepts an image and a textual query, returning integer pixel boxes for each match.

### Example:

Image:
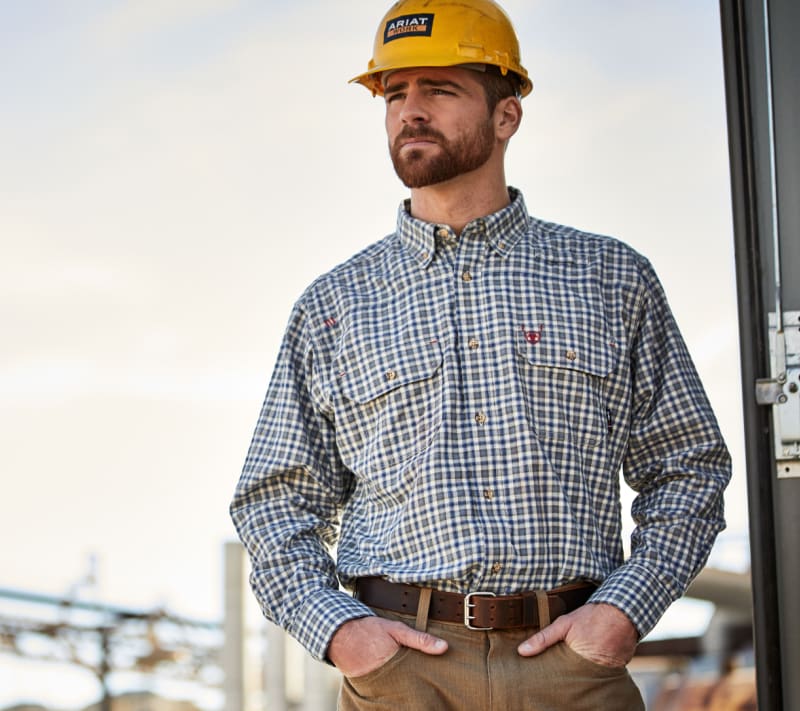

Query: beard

[389,119,495,188]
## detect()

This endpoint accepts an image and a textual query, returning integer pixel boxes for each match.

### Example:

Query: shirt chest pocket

[334,337,444,478]
[516,318,618,448]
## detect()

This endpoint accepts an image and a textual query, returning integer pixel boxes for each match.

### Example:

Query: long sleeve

[588,258,731,636]
[229,302,373,660]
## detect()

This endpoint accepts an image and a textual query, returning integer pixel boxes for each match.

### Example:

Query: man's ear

[494,96,523,141]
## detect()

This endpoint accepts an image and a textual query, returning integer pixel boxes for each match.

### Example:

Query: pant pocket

[541,643,645,710]
[558,640,630,678]
[341,646,415,705]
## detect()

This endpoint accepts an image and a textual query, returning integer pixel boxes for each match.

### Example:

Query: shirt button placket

[456,229,496,571]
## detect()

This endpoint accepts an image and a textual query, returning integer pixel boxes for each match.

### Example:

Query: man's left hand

[517,602,639,667]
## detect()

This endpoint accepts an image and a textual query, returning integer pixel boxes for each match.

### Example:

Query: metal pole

[99,627,112,711]
[224,541,246,711]
[302,655,338,711]
[264,623,288,711]
[762,0,783,332]
[718,1,782,707]
[720,0,800,707]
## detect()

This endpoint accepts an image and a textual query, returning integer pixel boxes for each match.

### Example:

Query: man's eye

[385,93,404,103]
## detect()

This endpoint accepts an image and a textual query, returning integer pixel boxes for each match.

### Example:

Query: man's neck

[408,168,510,235]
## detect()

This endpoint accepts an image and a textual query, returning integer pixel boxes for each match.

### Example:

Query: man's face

[383,67,497,189]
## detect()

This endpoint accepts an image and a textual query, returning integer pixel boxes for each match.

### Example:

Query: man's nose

[400,91,430,124]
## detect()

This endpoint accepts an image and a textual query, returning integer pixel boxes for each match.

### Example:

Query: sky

[0,0,746,707]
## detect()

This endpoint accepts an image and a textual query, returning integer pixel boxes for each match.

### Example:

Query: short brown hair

[476,65,522,112]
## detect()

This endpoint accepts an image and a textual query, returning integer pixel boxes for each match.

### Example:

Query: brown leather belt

[354,577,597,630]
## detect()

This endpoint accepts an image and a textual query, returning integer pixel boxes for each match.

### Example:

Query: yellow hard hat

[350,0,532,98]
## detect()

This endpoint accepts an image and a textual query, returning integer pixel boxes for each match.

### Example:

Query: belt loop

[535,590,551,629]
[415,587,432,632]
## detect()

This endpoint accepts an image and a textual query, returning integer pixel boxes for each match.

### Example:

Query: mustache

[393,126,446,149]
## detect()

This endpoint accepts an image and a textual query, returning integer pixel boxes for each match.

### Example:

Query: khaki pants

[338,607,644,711]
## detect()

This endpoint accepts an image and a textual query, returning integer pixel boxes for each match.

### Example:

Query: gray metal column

[302,654,340,711]
[264,622,288,711]
[224,541,246,711]
[720,1,800,708]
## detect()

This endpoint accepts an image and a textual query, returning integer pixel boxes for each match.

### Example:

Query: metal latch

[757,311,800,478]
[755,377,787,405]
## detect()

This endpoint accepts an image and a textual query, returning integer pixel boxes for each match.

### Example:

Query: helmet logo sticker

[384,14,434,43]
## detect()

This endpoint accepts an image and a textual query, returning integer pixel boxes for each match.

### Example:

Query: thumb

[390,622,448,656]
[518,615,570,657]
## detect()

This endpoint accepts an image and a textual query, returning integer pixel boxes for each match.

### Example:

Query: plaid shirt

[231,189,730,661]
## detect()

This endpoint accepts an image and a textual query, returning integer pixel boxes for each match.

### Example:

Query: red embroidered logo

[521,324,543,344]
[324,317,337,328]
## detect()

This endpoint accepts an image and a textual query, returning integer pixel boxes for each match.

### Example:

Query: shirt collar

[396,187,530,267]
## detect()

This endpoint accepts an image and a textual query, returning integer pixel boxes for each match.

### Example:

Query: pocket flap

[338,336,443,404]
[517,318,618,377]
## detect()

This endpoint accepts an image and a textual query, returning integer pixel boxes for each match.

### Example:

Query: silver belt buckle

[464,591,496,630]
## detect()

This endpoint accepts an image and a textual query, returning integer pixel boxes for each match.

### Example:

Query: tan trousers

[338,607,645,711]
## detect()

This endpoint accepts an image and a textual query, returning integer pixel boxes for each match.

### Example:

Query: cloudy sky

[0,1,745,707]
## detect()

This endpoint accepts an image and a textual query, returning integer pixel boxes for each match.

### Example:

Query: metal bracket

[758,312,800,478]
[755,378,787,405]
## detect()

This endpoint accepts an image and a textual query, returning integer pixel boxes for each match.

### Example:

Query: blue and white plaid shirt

[231,189,730,661]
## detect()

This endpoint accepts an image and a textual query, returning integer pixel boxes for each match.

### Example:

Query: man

[230,1,731,708]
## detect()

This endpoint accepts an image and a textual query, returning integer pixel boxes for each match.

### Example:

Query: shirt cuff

[288,586,375,662]
[587,563,676,638]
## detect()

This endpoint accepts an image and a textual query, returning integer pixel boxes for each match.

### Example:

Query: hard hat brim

[349,62,532,98]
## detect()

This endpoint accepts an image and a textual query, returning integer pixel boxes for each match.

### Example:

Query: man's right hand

[327,616,448,677]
